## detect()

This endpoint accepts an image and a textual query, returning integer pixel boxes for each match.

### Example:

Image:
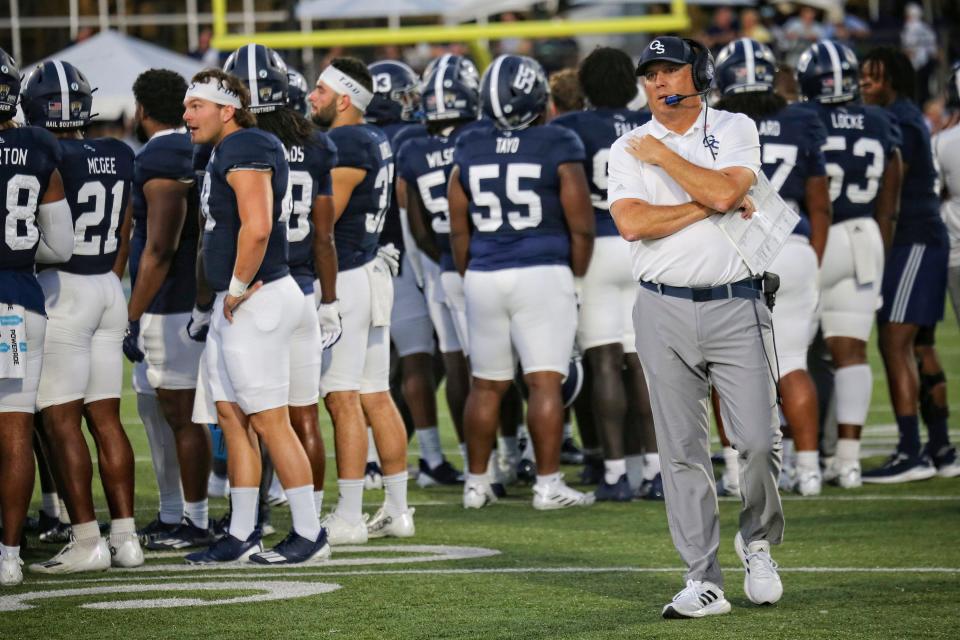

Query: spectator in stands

[782,6,825,68]
[703,6,739,54]
[824,7,871,49]
[902,3,938,105]
[189,28,221,67]
[739,9,772,45]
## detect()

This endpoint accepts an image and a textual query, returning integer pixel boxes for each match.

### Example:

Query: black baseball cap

[636,36,695,76]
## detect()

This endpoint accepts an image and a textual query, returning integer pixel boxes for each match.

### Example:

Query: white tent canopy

[28,30,206,121]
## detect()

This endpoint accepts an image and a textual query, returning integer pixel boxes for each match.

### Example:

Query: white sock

[138,392,184,524]
[109,517,137,546]
[416,427,444,469]
[41,492,59,518]
[286,485,321,541]
[604,458,626,484]
[72,520,101,549]
[796,450,820,472]
[382,472,409,516]
[366,428,380,464]
[466,472,489,486]
[314,490,324,514]
[535,472,562,488]
[836,438,861,464]
[642,452,661,480]
[521,430,536,462]
[0,544,19,560]
[184,500,209,529]
[625,455,645,490]
[228,487,259,541]
[723,446,740,479]
[563,422,573,439]
[499,436,519,463]
[334,478,365,525]
[58,499,70,525]
[458,443,467,463]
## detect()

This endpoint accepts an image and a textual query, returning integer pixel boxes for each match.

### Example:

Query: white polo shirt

[607,105,761,287]
[933,125,960,268]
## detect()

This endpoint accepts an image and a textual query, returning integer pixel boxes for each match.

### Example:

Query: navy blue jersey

[397,119,491,271]
[129,131,199,315]
[886,98,948,246]
[377,122,427,252]
[0,126,62,314]
[755,103,828,238]
[551,108,650,237]
[327,124,393,271]
[799,101,900,225]
[200,128,290,291]
[56,138,134,275]
[285,129,338,293]
[454,124,586,271]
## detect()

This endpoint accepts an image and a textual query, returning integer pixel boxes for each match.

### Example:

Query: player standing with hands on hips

[607,37,784,618]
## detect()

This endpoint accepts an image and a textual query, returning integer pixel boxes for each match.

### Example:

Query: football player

[224,44,340,517]
[0,48,74,587]
[715,39,832,496]
[308,58,414,542]
[19,61,143,574]
[449,54,596,510]
[794,41,902,488]
[859,47,954,481]
[122,69,212,548]
[552,47,660,501]
[286,68,311,117]
[183,69,327,565]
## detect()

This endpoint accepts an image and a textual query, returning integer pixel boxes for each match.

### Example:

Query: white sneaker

[463,481,498,509]
[778,466,796,492]
[29,537,111,574]
[366,507,415,539]
[320,511,368,545]
[829,460,862,489]
[734,532,783,605]
[110,536,145,568]
[795,468,822,496]
[533,478,595,510]
[0,555,23,586]
[364,462,384,491]
[717,470,741,498]
[661,580,731,619]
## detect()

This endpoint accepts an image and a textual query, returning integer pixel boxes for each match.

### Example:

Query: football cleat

[827,460,862,489]
[463,481,498,510]
[366,507,416,539]
[517,459,537,484]
[532,478,595,511]
[579,456,604,485]
[184,532,263,565]
[364,461,384,490]
[661,580,731,619]
[593,474,632,502]
[137,515,180,544]
[416,459,464,487]
[0,554,23,587]
[735,532,783,605]
[144,517,213,550]
[795,468,822,496]
[320,511,368,545]
[778,466,797,493]
[716,471,741,498]
[39,520,72,544]
[110,536,145,568]
[211,511,231,540]
[861,451,936,484]
[29,537,111,575]
[559,437,584,465]
[249,529,331,565]
[929,445,960,478]
[638,473,665,501]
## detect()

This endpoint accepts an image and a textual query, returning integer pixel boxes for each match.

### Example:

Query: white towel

[365,258,395,327]
[0,304,27,380]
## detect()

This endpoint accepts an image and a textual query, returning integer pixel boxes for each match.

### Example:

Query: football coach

[607,36,784,619]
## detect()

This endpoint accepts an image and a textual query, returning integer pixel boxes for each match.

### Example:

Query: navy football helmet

[796,40,859,104]
[286,68,310,116]
[715,38,777,95]
[421,54,480,122]
[223,43,289,113]
[0,47,20,121]
[21,60,94,129]
[366,60,420,125]
[481,55,548,131]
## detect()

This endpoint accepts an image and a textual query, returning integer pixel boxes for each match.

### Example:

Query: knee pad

[834,364,872,426]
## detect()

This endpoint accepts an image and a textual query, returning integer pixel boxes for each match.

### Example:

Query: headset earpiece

[684,39,715,93]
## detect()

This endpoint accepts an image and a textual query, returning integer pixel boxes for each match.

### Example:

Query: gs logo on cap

[649,40,666,55]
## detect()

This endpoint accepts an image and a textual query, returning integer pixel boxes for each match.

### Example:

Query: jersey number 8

[4,174,41,251]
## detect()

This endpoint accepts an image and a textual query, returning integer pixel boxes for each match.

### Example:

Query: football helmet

[286,68,310,116]
[796,40,859,104]
[366,60,420,125]
[480,55,548,131]
[223,43,289,113]
[421,54,480,122]
[21,60,94,129]
[715,38,778,95]
[0,47,20,121]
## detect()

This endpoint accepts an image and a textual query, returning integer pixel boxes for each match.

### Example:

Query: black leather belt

[639,277,763,302]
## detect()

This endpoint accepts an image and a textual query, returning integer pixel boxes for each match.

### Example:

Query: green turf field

[3,314,959,640]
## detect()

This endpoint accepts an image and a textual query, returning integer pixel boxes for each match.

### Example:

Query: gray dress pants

[633,286,785,587]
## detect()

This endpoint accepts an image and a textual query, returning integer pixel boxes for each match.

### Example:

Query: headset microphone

[664,89,710,106]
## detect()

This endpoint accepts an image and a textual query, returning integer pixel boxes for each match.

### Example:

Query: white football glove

[316,300,343,350]
[376,242,401,278]
[186,304,213,342]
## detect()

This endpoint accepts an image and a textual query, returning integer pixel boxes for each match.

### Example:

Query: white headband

[184,78,242,109]
[319,66,373,113]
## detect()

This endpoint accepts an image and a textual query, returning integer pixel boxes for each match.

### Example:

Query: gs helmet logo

[649,40,666,55]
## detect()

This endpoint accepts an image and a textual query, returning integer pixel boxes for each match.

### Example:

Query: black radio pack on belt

[762,272,780,312]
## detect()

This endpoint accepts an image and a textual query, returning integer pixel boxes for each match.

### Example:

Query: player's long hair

[426,118,472,137]
[861,47,917,102]
[255,106,317,150]
[714,91,787,123]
